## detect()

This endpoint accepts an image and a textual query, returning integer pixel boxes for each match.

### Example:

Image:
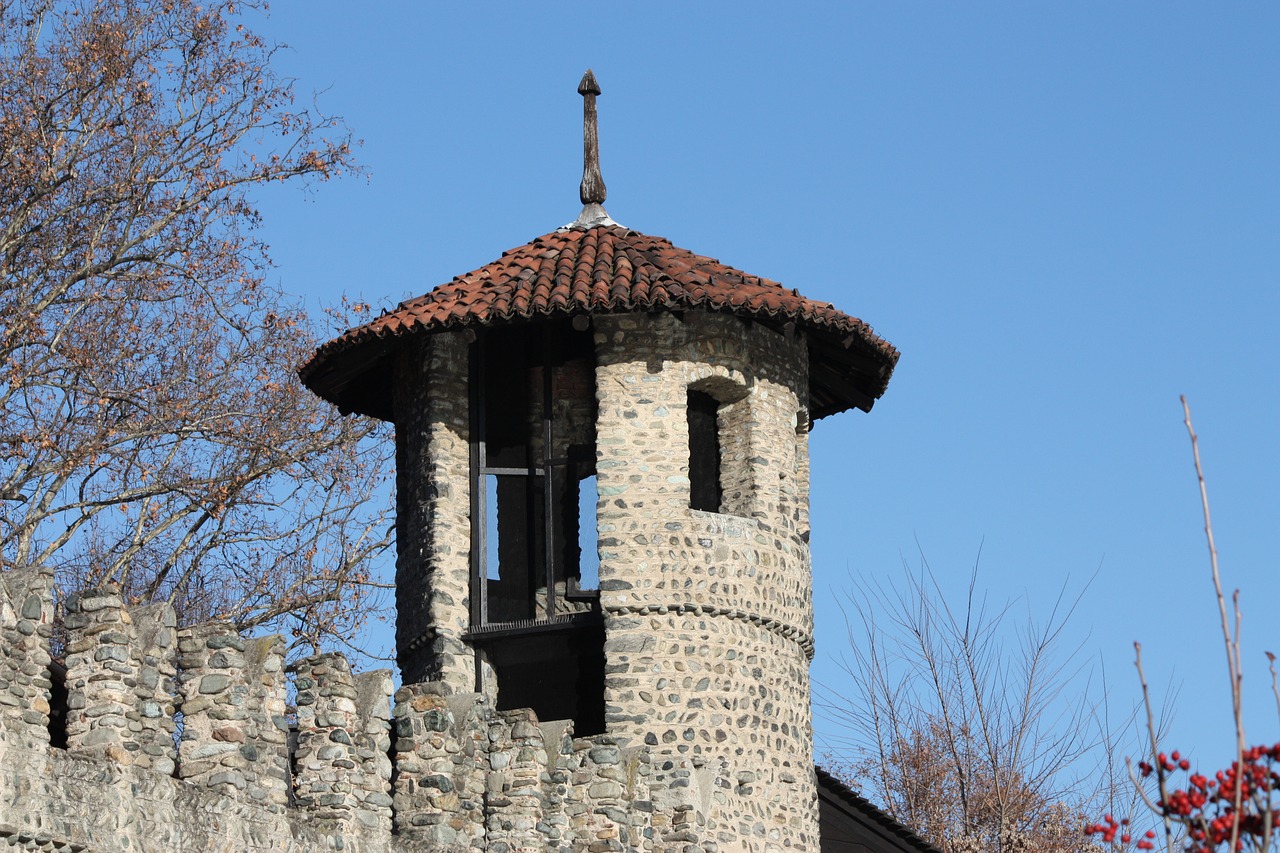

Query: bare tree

[1087,399,1280,852]
[0,0,392,651]
[817,558,1128,852]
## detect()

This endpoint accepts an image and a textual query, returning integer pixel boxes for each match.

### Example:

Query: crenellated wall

[0,572,745,852]
[0,567,55,751]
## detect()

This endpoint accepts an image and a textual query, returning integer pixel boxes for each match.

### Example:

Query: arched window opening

[687,390,722,512]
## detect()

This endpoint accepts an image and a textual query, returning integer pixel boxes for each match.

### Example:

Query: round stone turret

[300,74,899,853]
[301,224,896,849]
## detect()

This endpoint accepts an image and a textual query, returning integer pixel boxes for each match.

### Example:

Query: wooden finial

[578,69,606,206]
[560,69,621,230]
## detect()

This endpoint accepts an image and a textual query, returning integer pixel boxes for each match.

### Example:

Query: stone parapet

[392,682,489,847]
[0,573,758,851]
[353,669,397,828]
[131,602,180,771]
[0,567,54,750]
[0,722,416,853]
[291,653,394,832]
[485,707,548,851]
[63,585,177,770]
[175,624,290,810]
[567,734,655,852]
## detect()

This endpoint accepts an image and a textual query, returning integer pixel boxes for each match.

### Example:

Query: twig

[1135,642,1177,853]
[1181,395,1246,850]
[1268,652,1280,726]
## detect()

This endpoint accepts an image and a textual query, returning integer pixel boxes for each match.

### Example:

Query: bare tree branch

[816,556,1119,853]
[0,0,392,654]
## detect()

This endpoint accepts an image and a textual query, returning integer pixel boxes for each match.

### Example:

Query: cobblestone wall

[0,567,54,751]
[595,312,819,850]
[63,588,176,771]
[1,311,834,850]
[383,313,822,850]
[394,332,476,691]
[0,572,750,852]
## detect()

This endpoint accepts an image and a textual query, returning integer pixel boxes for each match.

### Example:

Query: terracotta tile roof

[301,225,898,421]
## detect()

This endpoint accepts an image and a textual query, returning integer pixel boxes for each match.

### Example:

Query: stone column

[393,333,476,691]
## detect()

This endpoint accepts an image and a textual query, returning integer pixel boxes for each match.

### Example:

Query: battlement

[0,571,739,852]
[0,567,55,751]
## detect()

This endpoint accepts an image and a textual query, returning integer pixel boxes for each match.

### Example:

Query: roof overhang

[300,226,899,422]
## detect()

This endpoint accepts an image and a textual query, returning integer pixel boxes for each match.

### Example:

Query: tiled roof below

[301,225,898,420]
[816,767,942,853]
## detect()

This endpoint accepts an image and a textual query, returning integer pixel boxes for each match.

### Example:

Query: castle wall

[594,312,819,851]
[0,574,732,853]
[0,323,837,850]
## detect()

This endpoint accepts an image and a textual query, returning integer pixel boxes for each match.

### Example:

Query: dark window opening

[172,664,187,764]
[470,324,599,626]
[688,390,722,512]
[47,659,67,749]
[484,472,545,623]
[468,322,603,732]
[484,625,606,735]
[286,717,299,806]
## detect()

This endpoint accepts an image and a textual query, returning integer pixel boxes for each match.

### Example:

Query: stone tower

[300,71,899,850]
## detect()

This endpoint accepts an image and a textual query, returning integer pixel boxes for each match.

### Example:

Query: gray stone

[588,746,621,765]
[198,674,232,694]
[187,742,239,760]
[20,595,42,620]
[94,646,128,663]
[207,771,248,790]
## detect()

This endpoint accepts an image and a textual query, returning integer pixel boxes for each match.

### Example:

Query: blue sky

[251,3,1278,780]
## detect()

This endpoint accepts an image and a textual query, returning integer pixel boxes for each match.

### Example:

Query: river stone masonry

[0,574,745,852]
[0,567,54,752]
[1,263,897,852]
[593,312,818,850]
[5,67,909,851]
[381,311,821,850]
[393,332,476,693]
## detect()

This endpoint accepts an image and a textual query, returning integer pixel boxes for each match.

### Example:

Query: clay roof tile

[301,224,898,421]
